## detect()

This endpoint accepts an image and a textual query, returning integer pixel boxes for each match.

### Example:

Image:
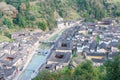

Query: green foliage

[33,70,58,80]
[5,0,21,12]
[5,0,27,11]
[83,13,90,21]
[1,0,120,31]
[118,44,120,55]
[34,61,102,80]
[118,45,120,50]
[112,4,120,17]
[4,32,11,38]
[114,10,120,16]
[37,22,46,31]
[73,61,99,80]
[72,49,77,57]
[26,15,36,21]
[104,55,120,80]
[3,18,12,28]
[96,35,100,43]
[76,0,106,21]
[97,65,106,80]
[13,15,26,28]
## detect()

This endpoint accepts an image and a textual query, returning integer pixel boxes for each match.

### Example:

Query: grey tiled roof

[0,66,16,78]
[48,52,72,63]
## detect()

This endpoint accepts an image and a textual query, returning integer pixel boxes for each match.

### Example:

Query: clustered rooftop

[0,31,42,80]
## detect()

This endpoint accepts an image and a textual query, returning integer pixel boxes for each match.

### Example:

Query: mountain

[0,0,120,33]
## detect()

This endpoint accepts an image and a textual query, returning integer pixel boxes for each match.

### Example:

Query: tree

[4,32,11,38]
[37,22,46,31]
[56,67,73,80]
[96,35,100,43]
[118,44,120,54]
[26,15,36,21]
[3,18,12,28]
[76,0,106,21]
[104,45,120,80]
[33,70,58,80]
[97,65,106,80]
[13,15,26,28]
[105,54,120,80]
[73,60,99,80]
[6,0,25,12]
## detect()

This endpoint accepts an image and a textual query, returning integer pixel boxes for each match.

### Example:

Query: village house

[57,18,65,29]
[55,39,73,53]
[84,52,106,60]
[11,31,30,41]
[92,58,105,66]
[32,32,42,40]
[0,53,23,69]
[40,63,57,72]
[47,52,72,69]
[0,66,17,80]
[97,19,116,26]
[97,42,107,53]
[3,43,18,55]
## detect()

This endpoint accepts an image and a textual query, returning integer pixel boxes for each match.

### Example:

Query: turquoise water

[20,54,47,80]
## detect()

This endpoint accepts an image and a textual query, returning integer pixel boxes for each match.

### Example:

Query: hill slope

[0,0,120,41]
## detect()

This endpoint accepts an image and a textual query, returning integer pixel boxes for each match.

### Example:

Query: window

[61,43,67,47]
[55,54,64,58]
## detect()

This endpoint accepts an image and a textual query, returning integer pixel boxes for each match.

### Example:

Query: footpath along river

[18,28,67,80]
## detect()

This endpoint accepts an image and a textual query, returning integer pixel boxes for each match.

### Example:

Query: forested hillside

[0,0,120,41]
[0,0,120,30]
